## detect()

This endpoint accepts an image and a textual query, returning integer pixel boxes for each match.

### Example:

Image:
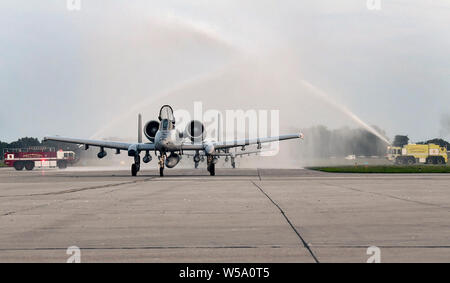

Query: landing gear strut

[193,152,200,169]
[207,156,215,176]
[131,154,140,176]
[158,154,165,177]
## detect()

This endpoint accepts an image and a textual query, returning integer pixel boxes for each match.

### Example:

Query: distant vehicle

[44,105,304,176]
[345,155,356,160]
[387,144,448,165]
[3,147,76,171]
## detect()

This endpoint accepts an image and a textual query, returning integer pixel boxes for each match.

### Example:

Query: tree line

[393,135,450,148]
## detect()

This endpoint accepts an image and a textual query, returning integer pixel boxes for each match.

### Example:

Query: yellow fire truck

[387,144,448,165]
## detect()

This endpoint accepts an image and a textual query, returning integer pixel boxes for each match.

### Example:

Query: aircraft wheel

[131,164,138,176]
[159,167,164,177]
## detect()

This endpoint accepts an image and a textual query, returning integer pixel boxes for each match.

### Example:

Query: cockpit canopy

[159,105,175,122]
[159,105,175,130]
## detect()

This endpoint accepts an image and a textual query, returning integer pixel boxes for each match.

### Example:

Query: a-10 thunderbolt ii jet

[44,105,303,176]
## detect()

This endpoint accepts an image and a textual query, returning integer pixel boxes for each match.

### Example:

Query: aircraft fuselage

[154,129,183,153]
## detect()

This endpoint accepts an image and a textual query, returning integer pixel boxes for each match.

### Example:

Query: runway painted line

[0,168,449,262]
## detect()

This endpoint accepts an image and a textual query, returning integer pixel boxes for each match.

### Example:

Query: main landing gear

[193,152,200,169]
[131,154,140,176]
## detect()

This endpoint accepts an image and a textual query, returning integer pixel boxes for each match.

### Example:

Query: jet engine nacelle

[185,120,205,141]
[165,153,180,168]
[144,120,160,142]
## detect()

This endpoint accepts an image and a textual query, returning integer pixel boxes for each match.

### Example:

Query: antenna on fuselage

[138,114,142,143]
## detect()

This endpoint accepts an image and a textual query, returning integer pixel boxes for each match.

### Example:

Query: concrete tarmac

[0,167,449,263]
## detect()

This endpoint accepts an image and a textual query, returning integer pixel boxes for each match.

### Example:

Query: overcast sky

[1,0,449,143]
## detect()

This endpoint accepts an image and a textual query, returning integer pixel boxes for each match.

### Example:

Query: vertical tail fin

[217,112,221,142]
[138,114,142,143]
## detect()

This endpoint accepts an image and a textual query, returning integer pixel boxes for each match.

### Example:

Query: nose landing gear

[158,154,165,176]
[207,156,215,176]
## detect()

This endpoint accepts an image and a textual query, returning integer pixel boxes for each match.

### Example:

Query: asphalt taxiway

[0,167,449,262]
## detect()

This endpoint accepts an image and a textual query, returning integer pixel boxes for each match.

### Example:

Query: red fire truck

[3,147,76,171]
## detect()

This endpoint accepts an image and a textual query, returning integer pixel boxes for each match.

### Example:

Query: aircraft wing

[43,136,155,151]
[232,149,267,157]
[179,133,303,152]
[212,133,303,150]
[184,149,270,157]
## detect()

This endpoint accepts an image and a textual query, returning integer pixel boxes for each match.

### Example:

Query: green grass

[309,165,450,173]
[0,161,7,167]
